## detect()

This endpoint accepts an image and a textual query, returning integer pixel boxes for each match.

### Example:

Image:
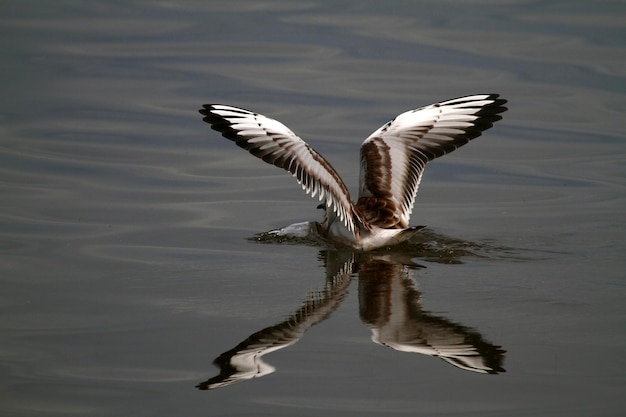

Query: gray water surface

[1,1,625,416]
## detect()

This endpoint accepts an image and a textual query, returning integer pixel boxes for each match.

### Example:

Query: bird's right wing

[358,94,507,228]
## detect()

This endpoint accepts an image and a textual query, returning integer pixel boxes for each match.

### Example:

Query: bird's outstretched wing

[357,94,507,229]
[200,105,361,233]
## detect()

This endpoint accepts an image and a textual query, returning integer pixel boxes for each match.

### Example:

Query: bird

[200,94,507,251]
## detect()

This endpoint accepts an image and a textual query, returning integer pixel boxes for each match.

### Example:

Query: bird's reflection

[197,249,505,390]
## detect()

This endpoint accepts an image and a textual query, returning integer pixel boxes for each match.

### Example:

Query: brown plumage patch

[359,139,409,228]
[360,140,394,201]
[356,196,405,229]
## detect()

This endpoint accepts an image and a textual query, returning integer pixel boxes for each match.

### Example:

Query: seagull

[200,94,507,251]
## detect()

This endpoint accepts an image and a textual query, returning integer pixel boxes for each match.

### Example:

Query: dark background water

[1,1,625,416]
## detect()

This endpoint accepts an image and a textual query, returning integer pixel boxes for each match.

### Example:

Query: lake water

[1,1,625,416]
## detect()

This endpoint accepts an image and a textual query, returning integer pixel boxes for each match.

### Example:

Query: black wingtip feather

[199,105,246,143]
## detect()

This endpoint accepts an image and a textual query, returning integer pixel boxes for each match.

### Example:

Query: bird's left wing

[200,105,360,232]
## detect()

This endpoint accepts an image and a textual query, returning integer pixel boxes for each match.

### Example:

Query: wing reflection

[196,251,355,390]
[199,250,505,390]
[358,253,505,374]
